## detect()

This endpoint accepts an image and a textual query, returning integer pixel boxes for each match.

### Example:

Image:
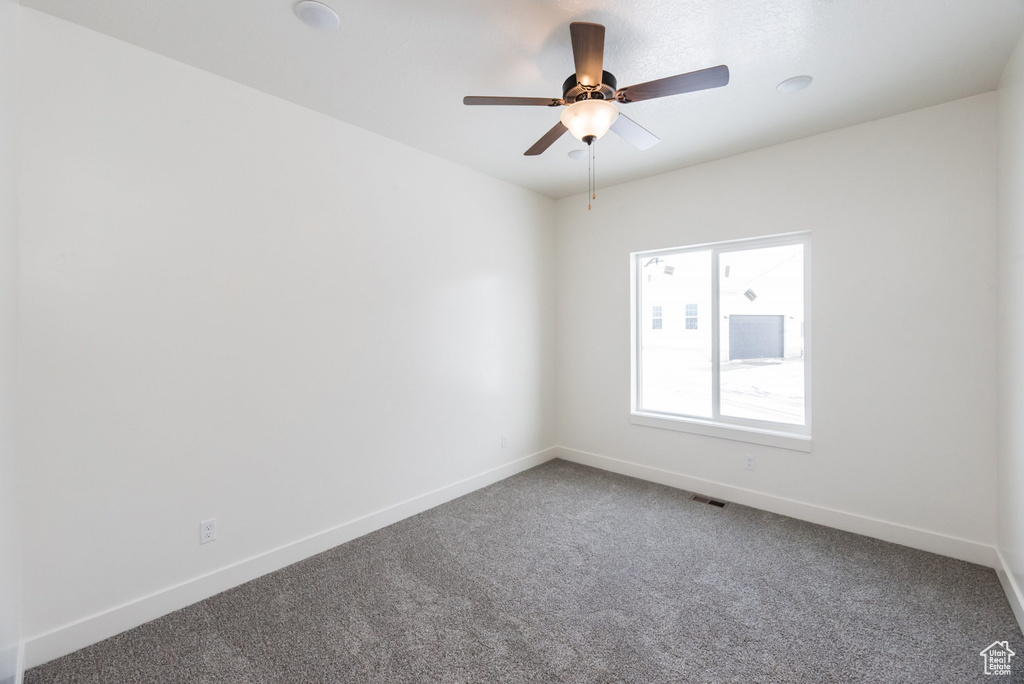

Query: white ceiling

[20,0,1024,199]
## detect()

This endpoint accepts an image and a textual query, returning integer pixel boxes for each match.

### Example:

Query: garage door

[729,315,784,360]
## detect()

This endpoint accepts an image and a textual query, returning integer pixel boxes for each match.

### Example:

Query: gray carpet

[26,459,1024,683]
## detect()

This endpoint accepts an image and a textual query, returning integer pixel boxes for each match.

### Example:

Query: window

[652,305,663,329]
[631,233,810,450]
[685,303,698,330]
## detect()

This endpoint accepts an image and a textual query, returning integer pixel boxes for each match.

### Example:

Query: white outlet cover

[200,518,217,544]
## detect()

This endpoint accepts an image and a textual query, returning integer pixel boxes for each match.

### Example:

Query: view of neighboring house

[638,240,806,424]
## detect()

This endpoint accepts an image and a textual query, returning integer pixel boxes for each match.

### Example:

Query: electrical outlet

[200,518,217,545]
[501,435,509,448]
[745,455,756,471]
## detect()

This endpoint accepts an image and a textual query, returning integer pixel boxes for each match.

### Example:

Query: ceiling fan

[464,22,730,156]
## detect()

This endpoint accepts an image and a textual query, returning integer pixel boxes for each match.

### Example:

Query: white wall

[0,2,21,682]
[998,28,1024,627]
[17,9,555,663]
[555,93,999,559]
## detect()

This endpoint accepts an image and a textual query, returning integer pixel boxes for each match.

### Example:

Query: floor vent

[691,494,728,508]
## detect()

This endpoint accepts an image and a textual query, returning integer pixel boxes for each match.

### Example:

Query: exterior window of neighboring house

[685,303,698,329]
[631,233,811,450]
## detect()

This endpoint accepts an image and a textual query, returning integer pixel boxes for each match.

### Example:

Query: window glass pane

[718,244,805,425]
[639,250,712,418]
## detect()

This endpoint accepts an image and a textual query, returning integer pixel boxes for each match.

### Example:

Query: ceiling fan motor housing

[562,71,617,103]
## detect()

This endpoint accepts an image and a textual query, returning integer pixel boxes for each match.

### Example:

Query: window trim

[630,232,812,452]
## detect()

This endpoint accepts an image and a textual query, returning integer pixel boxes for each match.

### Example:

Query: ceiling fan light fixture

[294,1,340,30]
[560,100,619,143]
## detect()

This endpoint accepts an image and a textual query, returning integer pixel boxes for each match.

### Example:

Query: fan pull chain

[587,141,599,210]
[587,142,592,211]
[592,141,597,201]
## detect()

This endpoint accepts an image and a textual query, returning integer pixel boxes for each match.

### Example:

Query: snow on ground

[640,348,804,425]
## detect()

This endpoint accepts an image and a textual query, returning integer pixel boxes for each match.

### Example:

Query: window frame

[630,232,812,452]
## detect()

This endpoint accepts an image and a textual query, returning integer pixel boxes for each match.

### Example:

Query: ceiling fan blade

[464,96,563,107]
[610,114,660,151]
[524,121,568,156]
[569,22,605,87]
[615,65,730,103]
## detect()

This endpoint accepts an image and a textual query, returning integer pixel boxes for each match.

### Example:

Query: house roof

[981,640,1016,654]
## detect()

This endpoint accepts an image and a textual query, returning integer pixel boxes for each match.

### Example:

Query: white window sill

[630,412,812,452]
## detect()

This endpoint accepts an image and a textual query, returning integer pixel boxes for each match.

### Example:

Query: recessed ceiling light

[568,149,587,160]
[295,1,340,30]
[777,75,813,93]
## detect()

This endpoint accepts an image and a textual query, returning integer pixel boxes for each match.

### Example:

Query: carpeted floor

[26,459,1024,683]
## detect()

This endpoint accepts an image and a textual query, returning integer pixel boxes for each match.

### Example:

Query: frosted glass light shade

[560,100,619,142]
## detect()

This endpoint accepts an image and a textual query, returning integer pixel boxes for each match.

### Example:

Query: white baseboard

[554,446,997,568]
[995,548,1024,635]
[23,448,557,670]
